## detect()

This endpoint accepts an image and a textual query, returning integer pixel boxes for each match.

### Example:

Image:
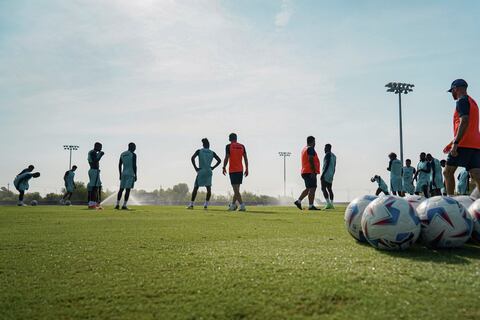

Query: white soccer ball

[404,194,426,210]
[454,195,475,211]
[416,196,473,248]
[361,196,420,250]
[467,199,480,243]
[65,200,72,206]
[344,195,377,242]
[31,200,38,206]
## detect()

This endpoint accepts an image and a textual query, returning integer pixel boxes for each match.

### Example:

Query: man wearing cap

[443,79,480,198]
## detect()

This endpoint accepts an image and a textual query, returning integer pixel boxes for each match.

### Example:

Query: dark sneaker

[308,206,320,211]
[121,206,128,210]
[294,200,302,210]
[114,205,120,210]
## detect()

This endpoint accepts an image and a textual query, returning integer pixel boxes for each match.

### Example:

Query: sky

[1,0,480,201]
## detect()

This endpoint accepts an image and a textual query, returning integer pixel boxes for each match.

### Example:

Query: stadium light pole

[278,152,291,197]
[63,145,79,170]
[385,82,414,164]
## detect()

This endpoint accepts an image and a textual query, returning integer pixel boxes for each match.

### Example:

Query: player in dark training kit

[87,142,105,209]
[116,143,137,210]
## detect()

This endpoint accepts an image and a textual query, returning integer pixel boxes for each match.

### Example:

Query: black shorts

[302,173,317,188]
[229,172,243,185]
[446,147,480,170]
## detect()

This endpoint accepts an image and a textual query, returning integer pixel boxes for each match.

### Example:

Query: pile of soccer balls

[345,194,480,250]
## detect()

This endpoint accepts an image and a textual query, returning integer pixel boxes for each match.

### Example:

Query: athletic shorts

[120,174,135,189]
[195,169,213,187]
[321,178,332,189]
[415,180,429,193]
[447,147,480,170]
[229,172,243,185]
[302,173,317,188]
[390,177,403,192]
[65,183,75,193]
[403,181,415,194]
[87,169,102,191]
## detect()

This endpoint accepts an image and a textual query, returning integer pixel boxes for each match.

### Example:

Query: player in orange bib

[294,136,321,211]
[223,133,249,211]
[443,79,480,197]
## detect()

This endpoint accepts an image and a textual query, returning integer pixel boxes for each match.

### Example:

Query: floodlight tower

[385,82,414,164]
[63,145,79,170]
[278,152,291,197]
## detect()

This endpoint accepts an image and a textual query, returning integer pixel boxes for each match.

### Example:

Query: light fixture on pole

[63,145,79,170]
[385,82,414,164]
[278,152,291,197]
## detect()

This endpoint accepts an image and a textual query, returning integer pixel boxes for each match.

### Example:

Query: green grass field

[1,205,479,320]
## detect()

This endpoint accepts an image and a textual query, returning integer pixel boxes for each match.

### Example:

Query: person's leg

[444,165,457,196]
[321,179,329,203]
[469,168,480,197]
[121,189,131,209]
[308,187,316,206]
[235,185,243,205]
[206,186,212,202]
[191,186,198,202]
[19,190,25,204]
[327,184,334,208]
[116,188,124,209]
[422,185,430,198]
[376,188,381,196]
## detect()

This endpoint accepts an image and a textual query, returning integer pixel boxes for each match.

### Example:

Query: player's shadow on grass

[379,243,480,265]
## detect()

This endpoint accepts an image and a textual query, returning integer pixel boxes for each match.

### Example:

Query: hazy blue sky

[1,0,479,201]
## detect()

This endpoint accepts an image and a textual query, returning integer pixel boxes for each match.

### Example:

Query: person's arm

[118,157,123,180]
[191,150,200,172]
[421,163,431,173]
[63,171,68,182]
[212,152,221,170]
[223,145,230,175]
[98,150,105,160]
[387,159,392,171]
[307,147,316,175]
[449,97,470,155]
[243,148,249,177]
[321,153,331,180]
[133,153,137,181]
[431,163,436,187]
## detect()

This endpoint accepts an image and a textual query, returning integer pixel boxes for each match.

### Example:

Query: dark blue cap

[448,79,468,92]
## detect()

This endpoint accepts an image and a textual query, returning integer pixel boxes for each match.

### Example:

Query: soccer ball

[65,200,72,206]
[31,200,38,206]
[467,199,480,242]
[404,194,426,210]
[361,196,420,250]
[416,196,473,248]
[344,195,377,242]
[454,195,475,211]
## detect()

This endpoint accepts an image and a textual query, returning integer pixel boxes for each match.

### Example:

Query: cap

[448,79,468,92]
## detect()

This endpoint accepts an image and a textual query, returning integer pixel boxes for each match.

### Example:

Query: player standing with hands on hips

[443,79,480,198]
[87,142,104,209]
[115,143,137,210]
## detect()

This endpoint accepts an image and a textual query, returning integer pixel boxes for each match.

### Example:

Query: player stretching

[223,133,249,211]
[294,136,320,211]
[13,169,41,206]
[457,168,470,195]
[115,143,137,210]
[371,175,389,196]
[188,138,221,210]
[402,159,416,195]
[321,143,336,210]
[414,152,431,198]
[443,79,480,198]
[60,165,77,204]
[427,154,444,196]
[87,142,104,209]
[387,152,403,196]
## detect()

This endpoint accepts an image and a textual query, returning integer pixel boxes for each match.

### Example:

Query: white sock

[204,201,209,207]
[116,200,120,206]
[309,204,314,208]
[189,201,194,206]
[123,200,128,207]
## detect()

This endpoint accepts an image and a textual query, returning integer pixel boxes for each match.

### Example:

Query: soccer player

[443,79,480,198]
[87,142,104,209]
[440,160,447,195]
[427,154,444,196]
[13,170,41,206]
[60,165,77,204]
[414,152,431,198]
[402,159,416,195]
[320,143,336,209]
[294,136,320,211]
[457,168,470,195]
[371,175,389,196]
[223,133,249,211]
[188,138,221,210]
[387,152,403,196]
[115,143,137,210]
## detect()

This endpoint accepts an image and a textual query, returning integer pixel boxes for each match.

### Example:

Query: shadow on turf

[378,244,480,265]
